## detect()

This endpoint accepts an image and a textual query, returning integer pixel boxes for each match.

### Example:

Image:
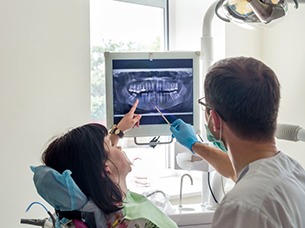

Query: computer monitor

[105,51,200,137]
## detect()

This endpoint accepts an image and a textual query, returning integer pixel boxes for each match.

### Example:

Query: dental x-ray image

[112,59,194,125]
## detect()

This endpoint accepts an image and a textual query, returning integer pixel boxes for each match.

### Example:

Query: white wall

[169,0,225,61]
[0,0,90,227]
[262,4,305,166]
[225,23,262,59]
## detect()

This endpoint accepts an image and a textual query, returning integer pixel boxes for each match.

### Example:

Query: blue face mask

[204,115,228,152]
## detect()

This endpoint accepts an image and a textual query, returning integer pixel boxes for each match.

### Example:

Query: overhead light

[215,0,299,26]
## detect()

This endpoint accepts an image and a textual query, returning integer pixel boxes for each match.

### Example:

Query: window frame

[115,0,169,50]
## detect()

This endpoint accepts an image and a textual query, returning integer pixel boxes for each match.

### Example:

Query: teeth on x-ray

[113,70,193,111]
[128,80,179,94]
[127,79,182,108]
[170,91,179,100]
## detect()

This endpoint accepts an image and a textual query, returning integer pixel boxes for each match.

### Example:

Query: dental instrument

[155,106,171,125]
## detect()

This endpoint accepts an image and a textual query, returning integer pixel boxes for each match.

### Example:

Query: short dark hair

[42,123,123,213]
[204,57,280,141]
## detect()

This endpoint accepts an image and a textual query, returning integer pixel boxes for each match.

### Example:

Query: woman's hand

[117,99,142,132]
[110,99,141,146]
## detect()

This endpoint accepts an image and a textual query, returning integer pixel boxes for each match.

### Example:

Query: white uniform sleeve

[211,200,277,228]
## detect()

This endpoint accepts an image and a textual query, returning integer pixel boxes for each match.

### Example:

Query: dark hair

[42,123,123,213]
[204,57,280,141]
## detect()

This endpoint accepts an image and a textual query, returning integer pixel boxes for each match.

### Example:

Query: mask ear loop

[207,112,212,125]
[219,117,223,142]
[210,111,223,142]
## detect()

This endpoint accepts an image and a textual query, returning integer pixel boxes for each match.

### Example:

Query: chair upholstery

[31,165,107,228]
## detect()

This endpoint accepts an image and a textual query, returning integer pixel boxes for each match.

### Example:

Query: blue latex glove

[170,119,200,153]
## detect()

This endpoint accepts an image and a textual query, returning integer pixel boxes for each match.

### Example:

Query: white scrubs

[212,151,305,228]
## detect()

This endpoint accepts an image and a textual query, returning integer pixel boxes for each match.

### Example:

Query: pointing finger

[129,99,139,114]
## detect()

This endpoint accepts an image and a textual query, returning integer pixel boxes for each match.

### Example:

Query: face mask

[205,115,228,152]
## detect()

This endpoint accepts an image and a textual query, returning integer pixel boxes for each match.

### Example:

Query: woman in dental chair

[33,99,177,228]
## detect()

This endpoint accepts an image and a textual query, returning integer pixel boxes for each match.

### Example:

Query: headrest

[31,165,88,211]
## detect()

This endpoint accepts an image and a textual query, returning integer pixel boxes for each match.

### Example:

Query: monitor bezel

[105,51,201,137]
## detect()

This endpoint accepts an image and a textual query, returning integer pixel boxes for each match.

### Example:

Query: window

[90,0,175,188]
[90,0,168,123]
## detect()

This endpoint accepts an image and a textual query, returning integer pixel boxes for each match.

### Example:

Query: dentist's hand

[170,119,200,153]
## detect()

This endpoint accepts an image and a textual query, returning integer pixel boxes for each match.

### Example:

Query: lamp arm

[200,1,220,206]
[201,1,218,78]
[288,0,299,8]
[215,0,230,22]
[202,1,218,36]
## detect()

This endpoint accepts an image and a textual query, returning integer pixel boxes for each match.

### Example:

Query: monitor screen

[105,51,200,137]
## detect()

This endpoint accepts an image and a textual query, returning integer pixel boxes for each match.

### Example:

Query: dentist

[170,57,305,228]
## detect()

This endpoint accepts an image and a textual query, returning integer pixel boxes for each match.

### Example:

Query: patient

[39,99,177,228]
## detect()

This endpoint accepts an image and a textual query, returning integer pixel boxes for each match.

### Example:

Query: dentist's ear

[210,110,222,131]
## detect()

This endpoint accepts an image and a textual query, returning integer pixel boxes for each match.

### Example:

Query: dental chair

[24,165,107,228]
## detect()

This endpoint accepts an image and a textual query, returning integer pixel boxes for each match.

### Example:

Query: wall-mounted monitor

[105,51,200,137]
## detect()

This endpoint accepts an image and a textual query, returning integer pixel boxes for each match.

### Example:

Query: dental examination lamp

[198,0,300,209]
[215,0,299,26]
